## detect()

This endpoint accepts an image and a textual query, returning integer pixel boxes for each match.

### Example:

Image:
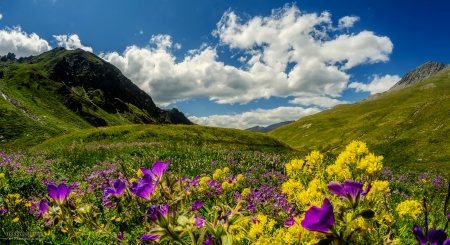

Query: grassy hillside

[19,124,299,176]
[270,68,450,171]
[0,49,189,149]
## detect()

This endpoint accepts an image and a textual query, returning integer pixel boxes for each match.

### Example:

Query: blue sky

[1,0,449,129]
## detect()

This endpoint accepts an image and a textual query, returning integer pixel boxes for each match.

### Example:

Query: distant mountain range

[246,121,295,133]
[270,61,450,171]
[0,48,192,147]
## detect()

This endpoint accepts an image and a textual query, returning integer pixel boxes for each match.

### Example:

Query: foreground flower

[412,225,450,245]
[191,200,203,211]
[47,183,72,205]
[0,207,6,215]
[138,233,160,242]
[147,204,170,227]
[140,159,170,181]
[301,198,335,233]
[130,174,158,199]
[38,200,50,217]
[104,180,125,197]
[195,216,206,227]
[328,179,371,208]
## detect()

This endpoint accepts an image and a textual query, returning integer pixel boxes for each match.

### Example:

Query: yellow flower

[213,169,223,180]
[61,227,68,233]
[130,178,137,183]
[358,153,383,174]
[365,180,390,202]
[236,174,244,181]
[282,179,303,201]
[25,201,32,207]
[13,217,19,223]
[115,217,121,222]
[241,188,251,197]
[44,230,50,236]
[396,199,422,220]
[285,159,304,179]
[0,173,5,178]
[137,168,144,177]
[223,167,230,174]
[110,216,116,221]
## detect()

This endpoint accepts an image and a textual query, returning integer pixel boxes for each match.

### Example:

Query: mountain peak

[389,61,446,91]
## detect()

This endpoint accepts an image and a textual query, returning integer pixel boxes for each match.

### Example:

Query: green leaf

[221,233,233,245]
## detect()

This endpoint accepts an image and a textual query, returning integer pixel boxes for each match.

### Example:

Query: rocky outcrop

[389,61,445,91]
[46,48,193,125]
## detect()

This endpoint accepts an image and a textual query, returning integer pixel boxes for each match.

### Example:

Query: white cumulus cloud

[0,26,52,57]
[139,30,143,35]
[100,4,393,107]
[53,34,93,52]
[0,14,3,20]
[348,74,401,94]
[188,106,321,129]
[338,16,360,29]
[289,96,349,107]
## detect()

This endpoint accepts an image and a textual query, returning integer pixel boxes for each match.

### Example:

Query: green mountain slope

[0,48,192,149]
[270,66,450,170]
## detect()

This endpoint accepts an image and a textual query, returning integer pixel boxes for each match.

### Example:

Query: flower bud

[177,215,189,226]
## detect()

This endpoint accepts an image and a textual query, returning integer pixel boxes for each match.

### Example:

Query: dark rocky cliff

[47,48,193,125]
[389,61,446,91]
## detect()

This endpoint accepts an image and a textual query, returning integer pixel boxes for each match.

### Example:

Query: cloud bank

[188,106,321,129]
[0,26,52,57]
[348,74,401,94]
[100,4,393,107]
[53,34,93,52]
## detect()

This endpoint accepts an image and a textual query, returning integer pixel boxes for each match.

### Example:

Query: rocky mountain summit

[389,61,446,91]
[47,48,193,125]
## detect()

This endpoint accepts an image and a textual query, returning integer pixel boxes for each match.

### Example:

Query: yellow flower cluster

[281,179,303,202]
[221,180,237,191]
[213,167,230,180]
[136,168,144,178]
[0,173,5,178]
[326,140,383,181]
[248,214,276,242]
[197,176,211,192]
[296,178,327,207]
[365,180,390,202]
[305,151,324,171]
[285,159,304,179]
[396,199,422,220]
[241,188,251,197]
[358,153,383,174]
[7,193,22,204]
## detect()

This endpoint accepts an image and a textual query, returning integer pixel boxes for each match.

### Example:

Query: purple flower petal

[191,200,203,211]
[47,184,59,203]
[147,205,159,221]
[38,200,49,217]
[444,238,450,245]
[284,216,295,227]
[151,160,170,180]
[195,216,206,227]
[327,182,346,197]
[114,180,125,196]
[138,233,160,242]
[130,174,157,199]
[301,198,335,233]
[427,229,447,245]
[413,225,427,245]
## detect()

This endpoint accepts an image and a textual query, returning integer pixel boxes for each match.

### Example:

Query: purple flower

[138,233,160,242]
[413,225,448,245]
[284,216,295,227]
[117,232,124,242]
[191,200,203,211]
[328,180,371,208]
[195,216,206,227]
[104,180,125,197]
[202,235,213,245]
[38,200,49,217]
[47,183,72,205]
[140,159,170,181]
[251,216,260,224]
[129,174,158,199]
[147,204,170,227]
[0,207,7,215]
[301,198,335,233]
